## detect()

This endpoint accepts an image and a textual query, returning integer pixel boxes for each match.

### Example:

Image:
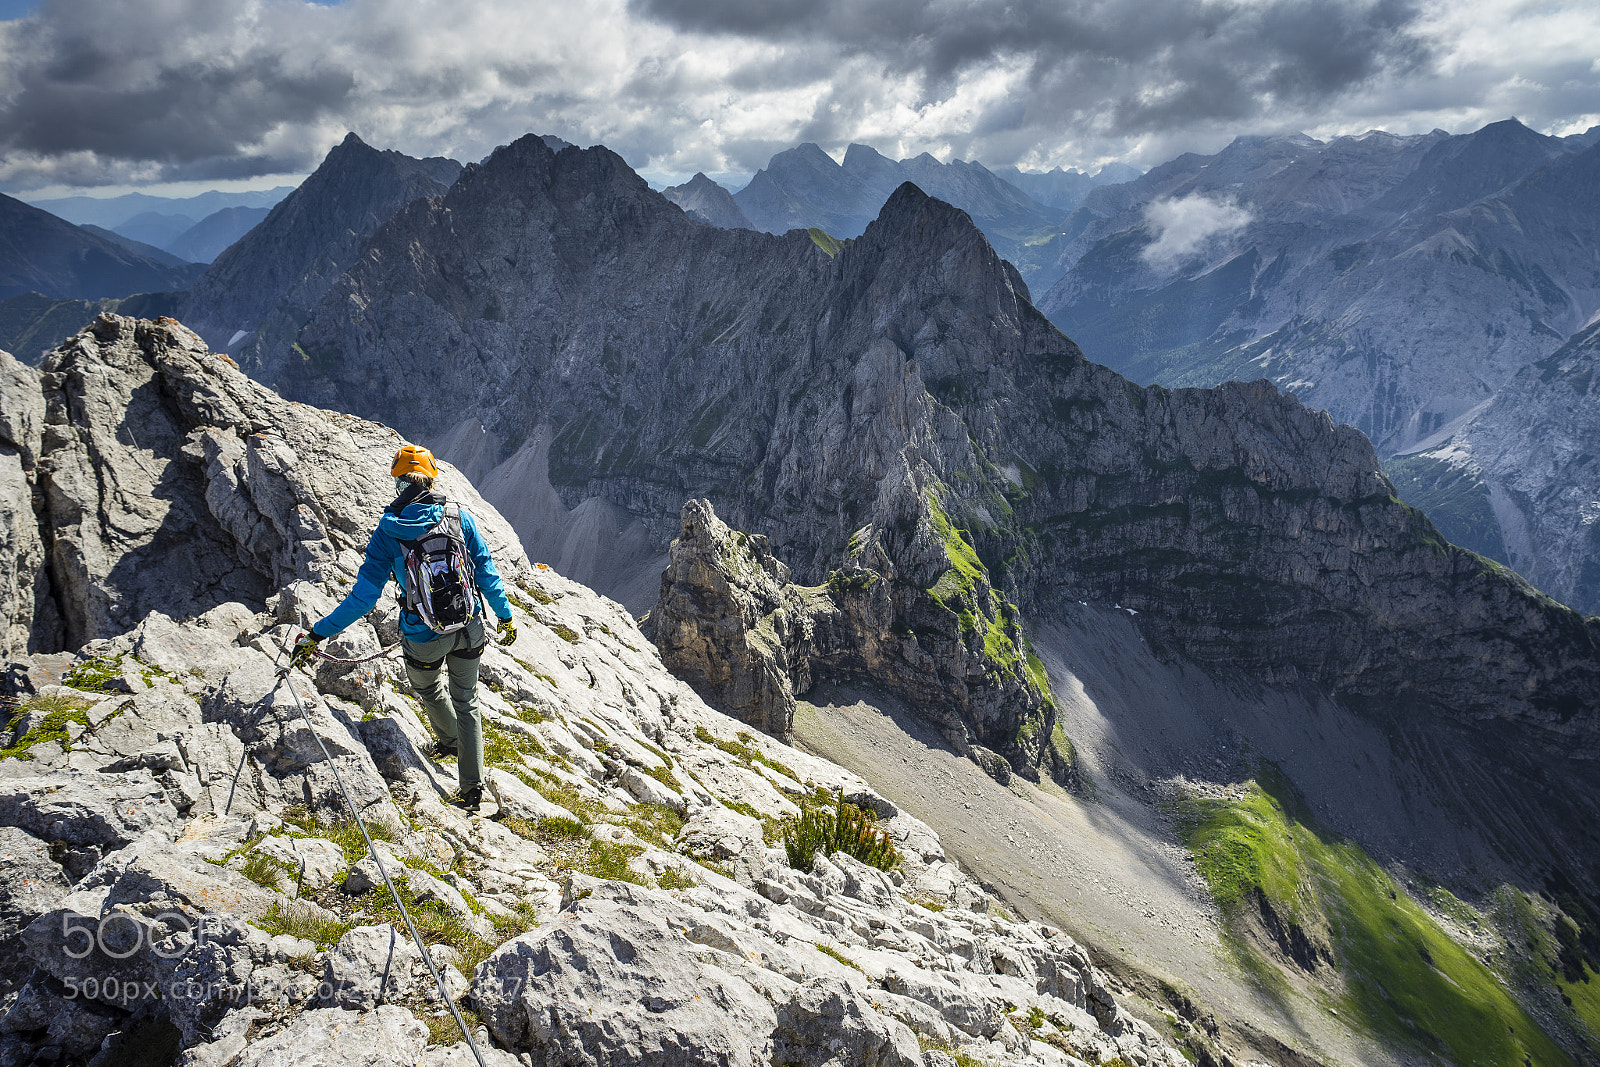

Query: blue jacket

[312,498,513,642]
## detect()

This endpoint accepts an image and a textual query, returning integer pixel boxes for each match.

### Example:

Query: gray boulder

[0,770,180,877]
[230,1005,428,1067]
[474,885,777,1065]
[321,924,417,1011]
[772,975,922,1067]
[0,827,70,991]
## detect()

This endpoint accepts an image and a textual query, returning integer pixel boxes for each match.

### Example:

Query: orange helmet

[391,444,439,478]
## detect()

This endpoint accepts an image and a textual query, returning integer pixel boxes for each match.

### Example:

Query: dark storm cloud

[632,0,1432,124]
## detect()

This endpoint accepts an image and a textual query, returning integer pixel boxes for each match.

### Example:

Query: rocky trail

[0,316,1192,1067]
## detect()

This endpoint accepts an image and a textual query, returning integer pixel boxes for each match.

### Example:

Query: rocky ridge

[279,133,1600,882]
[182,133,461,382]
[734,142,1067,288]
[0,316,1190,1067]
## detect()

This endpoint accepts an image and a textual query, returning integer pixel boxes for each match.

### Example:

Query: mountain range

[153,129,1600,1061]
[4,125,1600,1064]
[728,142,1131,290]
[0,192,203,303]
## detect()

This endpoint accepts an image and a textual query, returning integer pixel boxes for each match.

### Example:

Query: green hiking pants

[402,616,487,794]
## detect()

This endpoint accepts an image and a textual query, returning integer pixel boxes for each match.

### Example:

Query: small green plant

[254,903,357,948]
[550,623,580,644]
[239,850,293,893]
[912,898,946,913]
[582,839,646,884]
[62,654,126,693]
[1,693,95,760]
[514,579,556,605]
[694,725,799,781]
[814,942,862,971]
[277,807,398,866]
[642,763,684,793]
[626,803,686,849]
[658,867,697,891]
[782,793,899,873]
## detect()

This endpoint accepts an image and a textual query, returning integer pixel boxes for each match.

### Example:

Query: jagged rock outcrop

[0,317,1186,1067]
[645,500,1065,783]
[1,314,523,651]
[661,173,752,230]
[643,499,815,738]
[183,133,460,380]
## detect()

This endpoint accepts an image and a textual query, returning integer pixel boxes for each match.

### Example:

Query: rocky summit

[182,133,461,384]
[0,316,1188,1067]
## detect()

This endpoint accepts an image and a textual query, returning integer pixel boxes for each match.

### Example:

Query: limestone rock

[321,924,417,1011]
[473,885,778,1066]
[771,975,922,1067]
[230,1005,428,1067]
[0,827,69,992]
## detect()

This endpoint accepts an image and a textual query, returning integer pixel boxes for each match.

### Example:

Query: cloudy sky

[1,0,1596,195]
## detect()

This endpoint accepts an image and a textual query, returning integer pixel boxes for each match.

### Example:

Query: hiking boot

[426,740,458,760]
[453,786,483,812]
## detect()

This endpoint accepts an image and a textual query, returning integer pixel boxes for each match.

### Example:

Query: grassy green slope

[1176,771,1578,1067]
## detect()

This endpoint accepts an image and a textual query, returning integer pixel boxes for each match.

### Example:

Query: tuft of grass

[62,653,125,694]
[239,850,293,892]
[694,725,799,781]
[549,623,580,644]
[1,692,95,760]
[658,867,697,891]
[582,839,646,885]
[626,803,686,849]
[514,579,556,605]
[277,807,398,867]
[642,763,684,793]
[254,902,357,948]
[814,942,861,971]
[782,793,898,873]
[912,898,946,913]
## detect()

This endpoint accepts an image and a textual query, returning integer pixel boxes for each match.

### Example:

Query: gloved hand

[496,616,517,646]
[290,630,323,668]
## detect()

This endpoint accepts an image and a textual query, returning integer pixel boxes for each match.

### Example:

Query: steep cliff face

[183,133,460,381]
[1389,318,1600,615]
[283,134,1600,875]
[644,500,1066,784]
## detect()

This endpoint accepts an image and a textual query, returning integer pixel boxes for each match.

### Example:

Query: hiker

[290,444,516,810]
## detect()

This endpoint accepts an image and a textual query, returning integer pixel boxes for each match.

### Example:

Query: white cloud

[1140,193,1253,269]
